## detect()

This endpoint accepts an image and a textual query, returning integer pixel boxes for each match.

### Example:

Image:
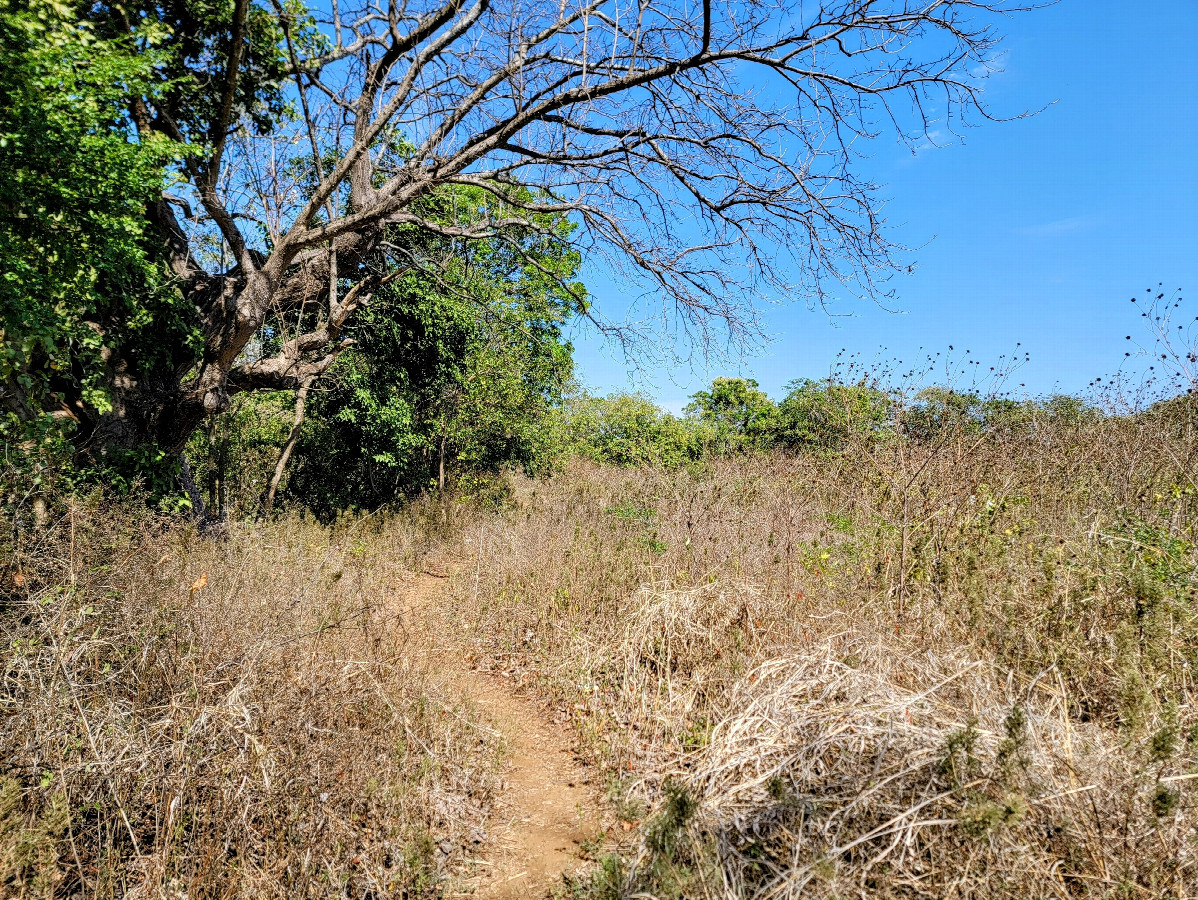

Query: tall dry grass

[1,496,500,899]
[4,401,1196,898]
[439,407,1198,897]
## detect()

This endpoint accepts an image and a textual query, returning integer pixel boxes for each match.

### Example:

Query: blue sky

[569,0,1198,410]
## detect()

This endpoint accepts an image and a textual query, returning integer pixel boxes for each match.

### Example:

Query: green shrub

[775,378,892,449]
[563,392,705,468]
[684,377,779,453]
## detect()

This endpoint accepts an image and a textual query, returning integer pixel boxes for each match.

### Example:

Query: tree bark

[260,378,313,518]
[178,453,207,521]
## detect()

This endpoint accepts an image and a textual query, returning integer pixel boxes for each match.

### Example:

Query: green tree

[975,396,1028,432]
[182,390,296,519]
[278,193,582,516]
[776,378,893,450]
[563,393,703,469]
[3,0,1017,466]
[0,0,192,481]
[1040,394,1102,426]
[901,387,985,439]
[685,378,778,453]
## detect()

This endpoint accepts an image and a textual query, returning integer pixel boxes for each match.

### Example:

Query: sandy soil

[402,568,602,898]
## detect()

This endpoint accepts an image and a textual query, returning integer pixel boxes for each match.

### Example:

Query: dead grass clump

[1,496,499,899]
[603,581,778,767]
[624,582,756,681]
[608,634,1197,898]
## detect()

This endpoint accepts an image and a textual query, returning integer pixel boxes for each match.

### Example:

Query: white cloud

[1015,215,1099,238]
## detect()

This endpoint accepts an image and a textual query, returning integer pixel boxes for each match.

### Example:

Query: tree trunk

[79,362,208,460]
[178,453,207,521]
[438,428,448,494]
[260,378,313,518]
[216,423,229,522]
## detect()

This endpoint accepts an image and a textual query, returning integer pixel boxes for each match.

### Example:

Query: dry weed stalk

[665,635,1195,898]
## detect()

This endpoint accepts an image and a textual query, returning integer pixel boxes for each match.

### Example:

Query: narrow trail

[401,567,602,899]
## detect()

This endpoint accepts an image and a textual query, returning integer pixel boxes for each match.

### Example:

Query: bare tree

[91,0,1027,456]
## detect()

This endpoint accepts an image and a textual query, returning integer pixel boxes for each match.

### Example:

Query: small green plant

[606,500,668,553]
[403,830,438,892]
[959,792,1029,836]
[560,852,624,900]
[940,718,982,787]
[679,717,712,752]
[646,780,697,856]
[578,830,606,859]
[1151,783,1179,820]
[1150,706,1180,765]
[605,500,656,525]
[766,774,802,808]
[995,704,1028,774]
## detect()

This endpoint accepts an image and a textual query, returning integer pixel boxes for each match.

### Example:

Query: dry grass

[440,411,1198,897]
[4,406,1197,898]
[1,495,500,899]
[642,636,1193,898]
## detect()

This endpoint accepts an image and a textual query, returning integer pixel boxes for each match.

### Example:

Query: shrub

[775,378,892,449]
[684,378,778,453]
[562,393,705,468]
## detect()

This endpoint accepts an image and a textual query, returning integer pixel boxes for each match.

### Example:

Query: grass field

[4,405,1198,897]
[2,498,501,898]
[440,409,1198,897]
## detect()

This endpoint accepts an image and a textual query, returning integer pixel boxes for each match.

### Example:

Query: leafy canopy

[0,0,194,462]
[283,185,582,515]
[685,378,779,453]
[777,379,893,450]
[564,393,705,470]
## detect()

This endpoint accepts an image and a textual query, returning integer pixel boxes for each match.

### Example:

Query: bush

[562,392,706,468]
[775,378,892,449]
[684,378,778,453]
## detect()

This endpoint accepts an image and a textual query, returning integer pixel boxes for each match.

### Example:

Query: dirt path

[401,568,602,898]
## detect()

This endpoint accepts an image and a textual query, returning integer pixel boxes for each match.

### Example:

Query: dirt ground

[401,568,602,898]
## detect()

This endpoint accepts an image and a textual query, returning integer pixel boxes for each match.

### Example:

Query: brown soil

[401,568,602,898]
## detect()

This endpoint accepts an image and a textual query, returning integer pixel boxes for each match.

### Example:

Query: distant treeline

[174,372,1174,521]
[560,379,1111,468]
